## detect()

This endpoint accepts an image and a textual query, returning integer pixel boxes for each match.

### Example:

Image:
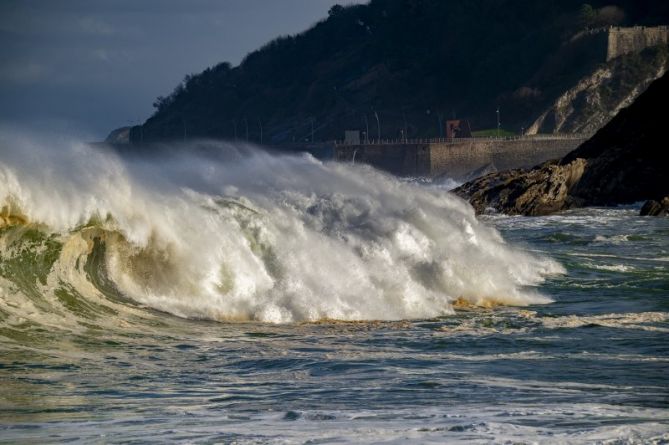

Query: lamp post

[374,110,381,141]
[496,107,501,138]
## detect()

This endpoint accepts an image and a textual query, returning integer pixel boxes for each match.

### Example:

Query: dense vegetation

[133,0,669,144]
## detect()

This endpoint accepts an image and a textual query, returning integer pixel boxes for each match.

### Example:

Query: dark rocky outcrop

[640,197,669,216]
[455,71,669,216]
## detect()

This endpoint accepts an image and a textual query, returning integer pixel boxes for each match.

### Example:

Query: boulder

[640,197,669,216]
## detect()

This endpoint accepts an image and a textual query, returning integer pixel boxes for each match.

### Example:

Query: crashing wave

[0,132,564,325]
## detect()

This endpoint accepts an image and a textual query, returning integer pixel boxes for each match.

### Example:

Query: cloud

[90,48,132,64]
[0,0,368,138]
[79,16,115,35]
[0,61,47,84]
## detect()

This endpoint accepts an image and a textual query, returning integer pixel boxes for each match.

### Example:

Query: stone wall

[334,137,586,180]
[607,26,669,61]
[335,143,431,177]
[429,137,585,179]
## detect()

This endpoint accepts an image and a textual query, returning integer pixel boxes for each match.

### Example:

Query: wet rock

[640,197,669,216]
[456,159,586,216]
[462,162,498,183]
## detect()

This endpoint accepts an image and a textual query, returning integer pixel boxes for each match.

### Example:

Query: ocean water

[0,138,667,444]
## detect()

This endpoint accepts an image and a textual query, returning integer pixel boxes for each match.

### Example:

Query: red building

[445,120,472,139]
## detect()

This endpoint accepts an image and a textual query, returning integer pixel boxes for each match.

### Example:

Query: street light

[496,107,501,138]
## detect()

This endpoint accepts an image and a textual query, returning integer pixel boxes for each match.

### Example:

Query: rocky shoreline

[455,72,669,216]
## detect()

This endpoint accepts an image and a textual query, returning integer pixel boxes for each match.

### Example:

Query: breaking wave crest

[0,133,563,325]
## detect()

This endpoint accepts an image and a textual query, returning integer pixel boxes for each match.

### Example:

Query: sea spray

[0,133,564,324]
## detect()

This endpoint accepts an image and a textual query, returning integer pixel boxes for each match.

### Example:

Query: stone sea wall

[334,136,586,180]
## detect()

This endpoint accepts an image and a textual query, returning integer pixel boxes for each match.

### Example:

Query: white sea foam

[6,403,664,444]
[593,234,631,243]
[584,262,634,272]
[0,132,564,323]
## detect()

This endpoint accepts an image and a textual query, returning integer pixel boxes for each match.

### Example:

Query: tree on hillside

[580,3,597,29]
[596,5,625,26]
[329,5,344,16]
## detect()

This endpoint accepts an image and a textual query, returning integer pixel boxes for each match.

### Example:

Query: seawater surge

[0,133,563,326]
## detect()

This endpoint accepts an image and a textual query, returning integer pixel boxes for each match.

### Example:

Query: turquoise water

[1,206,667,444]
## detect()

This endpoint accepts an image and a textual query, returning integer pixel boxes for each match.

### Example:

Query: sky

[0,0,365,140]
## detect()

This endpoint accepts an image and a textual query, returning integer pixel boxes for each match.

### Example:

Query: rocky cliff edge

[455,71,669,216]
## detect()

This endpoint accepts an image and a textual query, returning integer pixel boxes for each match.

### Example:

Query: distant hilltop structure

[574,25,669,62]
[575,26,669,62]
[604,26,669,61]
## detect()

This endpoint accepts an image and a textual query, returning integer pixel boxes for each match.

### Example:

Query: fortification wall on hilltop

[607,26,669,61]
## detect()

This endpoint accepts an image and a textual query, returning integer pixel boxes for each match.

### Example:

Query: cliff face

[526,45,668,135]
[455,71,669,216]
